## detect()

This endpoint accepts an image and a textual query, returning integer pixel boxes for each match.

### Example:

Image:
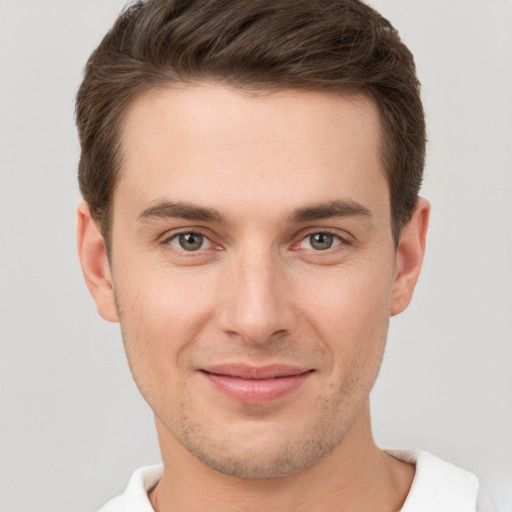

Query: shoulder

[97,464,163,512]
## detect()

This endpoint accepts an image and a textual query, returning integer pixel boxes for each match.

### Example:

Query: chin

[192,444,330,479]
[172,418,348,479]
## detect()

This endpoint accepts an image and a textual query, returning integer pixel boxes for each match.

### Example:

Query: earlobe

[76,201,119,322]
[390,198,430,316]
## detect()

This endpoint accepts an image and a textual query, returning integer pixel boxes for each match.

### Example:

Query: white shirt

[98,450,494,512]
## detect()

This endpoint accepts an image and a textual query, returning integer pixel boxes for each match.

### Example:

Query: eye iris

[310,233,333,250]
[179,233,203,251]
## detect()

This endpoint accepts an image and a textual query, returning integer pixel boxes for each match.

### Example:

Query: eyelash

[293,231,345,252]
[163,229,218,254]
[162,228,349,255]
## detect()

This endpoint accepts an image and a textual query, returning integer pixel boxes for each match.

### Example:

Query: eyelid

[158,226,354,254]
[298,232,341,250]
[161,227,222,251]
[168,232,212,251]
[292,228,352,249]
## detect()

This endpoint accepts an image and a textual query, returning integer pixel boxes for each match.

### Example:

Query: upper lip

[201,364,312,380]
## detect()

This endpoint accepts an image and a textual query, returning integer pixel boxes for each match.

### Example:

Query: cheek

[113,262,219,363]
[114,267,219,409]
[297,262,394,369]
[301,260,393,326]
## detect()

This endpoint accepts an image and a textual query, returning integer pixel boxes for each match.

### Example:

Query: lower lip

[201,371,311,405]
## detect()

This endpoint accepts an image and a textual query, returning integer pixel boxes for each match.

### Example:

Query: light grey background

[1,1,511,511]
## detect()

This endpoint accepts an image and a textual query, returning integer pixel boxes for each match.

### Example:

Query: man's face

[106,85,401,478]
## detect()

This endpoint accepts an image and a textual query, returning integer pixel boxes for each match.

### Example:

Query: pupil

[311,233,333,250]
[179,233,203,251]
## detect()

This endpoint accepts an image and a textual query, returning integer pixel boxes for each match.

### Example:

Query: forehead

[115,84,387,221]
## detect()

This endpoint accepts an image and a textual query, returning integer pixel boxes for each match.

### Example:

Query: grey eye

[309,233,334,250]
[177,232,205,251]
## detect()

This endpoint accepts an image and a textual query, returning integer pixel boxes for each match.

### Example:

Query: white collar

[385,449,479,511]
[99,450,479,512]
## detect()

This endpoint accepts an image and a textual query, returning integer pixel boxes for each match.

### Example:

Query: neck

[149,405,414,512]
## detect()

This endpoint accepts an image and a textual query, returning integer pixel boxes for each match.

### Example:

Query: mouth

[199,364,314,405]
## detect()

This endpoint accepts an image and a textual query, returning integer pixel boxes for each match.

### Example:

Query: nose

[216,247,297,345]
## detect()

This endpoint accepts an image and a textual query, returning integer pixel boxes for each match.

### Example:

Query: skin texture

[77,84,429,511]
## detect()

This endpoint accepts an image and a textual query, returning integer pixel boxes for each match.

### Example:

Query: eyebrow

[288,200,373,223]
[137,198,372,224]
[137,200,226,223]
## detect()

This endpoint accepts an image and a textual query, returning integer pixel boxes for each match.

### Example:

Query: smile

[200,364,314,405]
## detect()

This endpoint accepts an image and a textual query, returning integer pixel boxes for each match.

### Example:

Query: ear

[390,198,430,316]
[76,201,119,322]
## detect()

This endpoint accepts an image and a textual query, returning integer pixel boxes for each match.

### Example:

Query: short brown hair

[76,0,425,247]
